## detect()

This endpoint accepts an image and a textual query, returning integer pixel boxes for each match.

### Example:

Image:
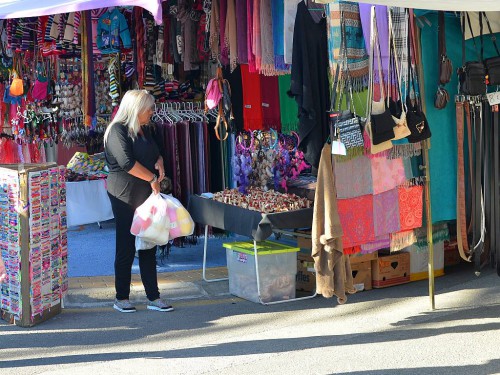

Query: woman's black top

[104,123,160,208]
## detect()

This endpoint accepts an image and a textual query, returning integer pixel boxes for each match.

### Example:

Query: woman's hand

[150,178,161,195]
[155,156,165,183]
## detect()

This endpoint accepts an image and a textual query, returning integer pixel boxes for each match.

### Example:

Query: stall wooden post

[81,10,96,124]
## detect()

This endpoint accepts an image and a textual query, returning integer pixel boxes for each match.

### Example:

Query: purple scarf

[359,3,389,83]
[220,0,229,65]
[236,0,248,63]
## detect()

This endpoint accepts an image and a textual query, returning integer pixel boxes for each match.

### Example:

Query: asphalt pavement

[2,259,500,375]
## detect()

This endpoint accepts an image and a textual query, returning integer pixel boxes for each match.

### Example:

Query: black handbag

[369,13,395,145]
[458,13,486,96]
[481,12,500,86]
[406,23,431,143]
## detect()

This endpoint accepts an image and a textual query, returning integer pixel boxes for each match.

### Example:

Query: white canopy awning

[355,0,500,11]
[0,0,163,24]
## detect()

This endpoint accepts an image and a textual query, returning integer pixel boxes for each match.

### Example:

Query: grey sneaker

[147,299,174,312]
[113,299,136,313]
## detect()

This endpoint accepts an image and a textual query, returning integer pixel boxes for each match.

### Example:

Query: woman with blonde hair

[104,89,173,313]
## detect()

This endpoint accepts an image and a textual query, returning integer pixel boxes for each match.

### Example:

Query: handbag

[387,8,411,140]
[438,11,453,85]
[328,22,364,151]
[406,17,431,143]
[434,86,450,110]
[32,55,49,101]
[369,8,395,145]
[458,13,486,96]
[481,12,500,86]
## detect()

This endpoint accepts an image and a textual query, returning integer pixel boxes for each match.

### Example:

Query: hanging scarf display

[241,64,263,130]
[390,230,417,252]
[246,0,255,70]
[260,75,281,131]
[251,0,262,72]
[209,0,220,61]
[271,0,287,71]
[219,0,229,65]
[337,194,376,248]
[360,235,391,254]
[413,222,450,249]
[326,1,369,91]
[260,0,277,76]
[334,154,373,199]
[225,0,238,71]
[278,75,299,134]
[398,185,423,231]
[284,0,301,65]
[134,7,146,89]
[373,188,400,237]
[236,0,248,64]
[359,3,389,83]
[371,156,406,195]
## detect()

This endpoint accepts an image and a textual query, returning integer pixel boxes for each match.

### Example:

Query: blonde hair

[104,90,155,143]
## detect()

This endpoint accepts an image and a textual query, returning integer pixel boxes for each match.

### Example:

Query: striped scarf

[390,7,408,86]
[326,1,369,91]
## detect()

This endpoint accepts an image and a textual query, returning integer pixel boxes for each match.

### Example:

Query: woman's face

[138,105,154,126]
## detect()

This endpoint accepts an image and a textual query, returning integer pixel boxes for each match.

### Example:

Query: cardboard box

[371,252,410,288]
[351,261,372,291]
[350,251,378,265]
[444,241,462,267]
[296,252,316,292]
[296,230,312,249]
[406,242,445,282]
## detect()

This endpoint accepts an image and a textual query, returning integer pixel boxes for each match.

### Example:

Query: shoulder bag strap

[465,12,482,61]
[373,9,385,102]
[366,6,376,119]
[388,8,405,112]
[481,12,500,56]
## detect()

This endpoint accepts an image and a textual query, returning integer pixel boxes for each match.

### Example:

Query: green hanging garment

[278,74,299,134]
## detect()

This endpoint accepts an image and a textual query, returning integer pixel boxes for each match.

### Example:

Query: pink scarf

[338,194,376,248]
[371,156,406,195]
[251,0,261,73]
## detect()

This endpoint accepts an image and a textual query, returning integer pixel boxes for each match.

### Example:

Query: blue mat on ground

[67,220,297,277]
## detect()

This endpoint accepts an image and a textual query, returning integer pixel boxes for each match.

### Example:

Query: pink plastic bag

[131,193,170,250]
[162,194,195,240]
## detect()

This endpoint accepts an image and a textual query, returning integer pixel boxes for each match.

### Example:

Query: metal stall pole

[414,15,435,310]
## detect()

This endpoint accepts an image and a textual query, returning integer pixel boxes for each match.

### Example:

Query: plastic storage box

[223,241,299,303]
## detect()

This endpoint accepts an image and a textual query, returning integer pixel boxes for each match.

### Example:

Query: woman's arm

[128,162,160,194]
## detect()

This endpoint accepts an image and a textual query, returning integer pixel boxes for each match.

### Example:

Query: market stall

[0,0,498,320]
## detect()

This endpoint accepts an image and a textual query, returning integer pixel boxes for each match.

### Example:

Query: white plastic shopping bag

[131,193,170,249]
[161,194,195,240]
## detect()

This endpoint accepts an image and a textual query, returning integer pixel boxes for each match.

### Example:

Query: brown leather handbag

[434,86,450,110]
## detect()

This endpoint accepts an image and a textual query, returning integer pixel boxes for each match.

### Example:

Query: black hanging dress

[289,0,330,169]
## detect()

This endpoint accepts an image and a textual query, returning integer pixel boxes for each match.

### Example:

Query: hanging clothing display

[284,0,301,64]
[289,0,330,168]
[326,1,369,91]
[277,74,299,134]
[312,143,356,303]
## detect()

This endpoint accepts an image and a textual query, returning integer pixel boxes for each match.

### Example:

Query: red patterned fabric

[337,194,376,248]
[398,185,424,231]
[343,246,362,255]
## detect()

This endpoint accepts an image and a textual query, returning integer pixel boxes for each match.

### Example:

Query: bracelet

[148,175,157,184]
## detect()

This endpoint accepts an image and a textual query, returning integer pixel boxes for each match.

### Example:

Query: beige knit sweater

[312,143,356,304]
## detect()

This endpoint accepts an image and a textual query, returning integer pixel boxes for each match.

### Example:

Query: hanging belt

[494,109,500,276]
[455,100,471,261]
[472,100,485,273]
[465,101,474,234]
